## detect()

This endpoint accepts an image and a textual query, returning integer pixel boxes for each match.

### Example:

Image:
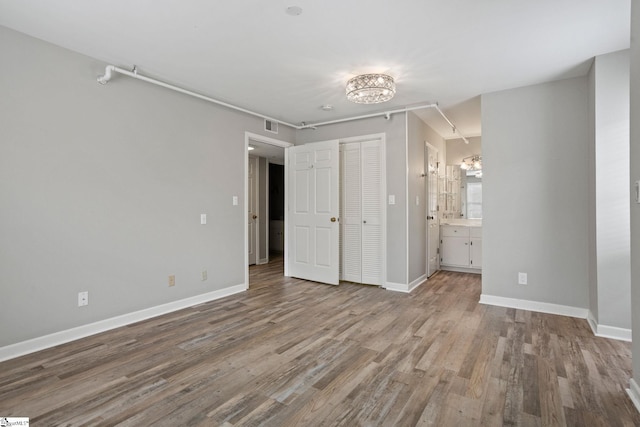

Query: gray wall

[295,115,408,285]
[407,112,445,284]
[588,50,631,329]
[630,0,640,384]
[0,26,295,346]
[482,77,590,309]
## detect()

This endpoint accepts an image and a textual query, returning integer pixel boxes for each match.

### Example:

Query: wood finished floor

[1,259,639,426]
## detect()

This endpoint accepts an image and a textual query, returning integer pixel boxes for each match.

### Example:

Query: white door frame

[425,141,440,277]
[248,155,258,266]
[244,132,293,289]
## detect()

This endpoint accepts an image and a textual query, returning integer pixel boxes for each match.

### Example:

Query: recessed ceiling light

[286,6,303,16]
[321,104,333,111]
[248,146,255,151]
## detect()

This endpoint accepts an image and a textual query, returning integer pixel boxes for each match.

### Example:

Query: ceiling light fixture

[460,155,482,171]
[248,146,255,151]
[346,74,396,104]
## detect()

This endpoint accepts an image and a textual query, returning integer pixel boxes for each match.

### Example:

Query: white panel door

[248,156,258,265]
[426,146,440,277]
[288,140,339,285]
[360,140,383,285]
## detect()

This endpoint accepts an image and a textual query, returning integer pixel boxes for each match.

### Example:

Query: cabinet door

[470,238,482,269]
[441,236,469,267]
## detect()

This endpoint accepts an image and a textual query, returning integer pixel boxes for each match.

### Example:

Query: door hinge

[436,247,440,254]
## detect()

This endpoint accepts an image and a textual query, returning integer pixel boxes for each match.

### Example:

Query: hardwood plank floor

[1,258,639,426]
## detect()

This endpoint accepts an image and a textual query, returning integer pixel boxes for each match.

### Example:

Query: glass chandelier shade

[346,74,396,104]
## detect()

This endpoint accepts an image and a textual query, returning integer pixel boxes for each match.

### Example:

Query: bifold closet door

[340,140,383,286]
[360,140,383,285]
[340,144,362,283]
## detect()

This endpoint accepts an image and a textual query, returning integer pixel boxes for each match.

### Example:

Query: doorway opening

[269,163,285,258]
[245,132,292,289]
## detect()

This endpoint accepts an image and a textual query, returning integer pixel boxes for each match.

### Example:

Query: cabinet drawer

[470,227,482,238]
[441,226,470,237]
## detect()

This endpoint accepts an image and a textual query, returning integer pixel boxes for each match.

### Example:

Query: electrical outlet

[78,291,88,307]
[201,269,208,281]
[518,272,528,285]
[168,275,176,287]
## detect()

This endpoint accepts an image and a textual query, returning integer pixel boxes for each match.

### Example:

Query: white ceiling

[249,140,286,165]
[0,0,631,138]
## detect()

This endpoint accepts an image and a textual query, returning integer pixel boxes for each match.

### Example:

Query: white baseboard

[440,266,481,274]
[385,275,427,293]
[587,310,632,342]
[596,324,632,342]
[587,311,599,335]
[384,281,410,293]
[0,284,247,362]
[479,294,589,319]
[408,274,427,293]
[627,378,640,414]
[257,258,269,265]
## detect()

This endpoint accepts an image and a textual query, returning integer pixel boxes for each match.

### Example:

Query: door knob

[252,214,258,219]
[330,217,337,222]
[427,215,434,220]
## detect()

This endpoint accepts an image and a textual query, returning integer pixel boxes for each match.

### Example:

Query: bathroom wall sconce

[460,154,482,170]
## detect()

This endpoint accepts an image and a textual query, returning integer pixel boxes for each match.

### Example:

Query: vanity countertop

[440,219,482,227]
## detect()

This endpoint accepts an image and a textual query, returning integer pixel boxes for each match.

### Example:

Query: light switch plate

[233,196,238,206]
[388,195,395,205]
[200,213,207,225]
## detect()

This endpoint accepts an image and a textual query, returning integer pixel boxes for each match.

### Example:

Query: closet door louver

[340,144,362,283]
[360,140,383,285]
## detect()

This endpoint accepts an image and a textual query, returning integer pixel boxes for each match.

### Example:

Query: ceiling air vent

[264,119,279,134]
